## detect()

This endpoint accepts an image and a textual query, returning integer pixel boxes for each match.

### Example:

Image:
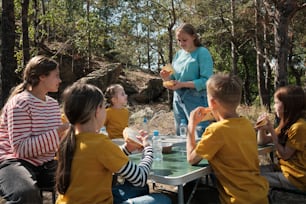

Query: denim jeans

[112,181,171,204]
[0,159,57,204]
[173,88,210,137]
[260,164,300,191]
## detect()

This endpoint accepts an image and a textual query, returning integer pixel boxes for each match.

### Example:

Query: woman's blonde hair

[176,23,202,47]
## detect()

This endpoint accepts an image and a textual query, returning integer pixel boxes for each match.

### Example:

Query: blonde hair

[104,84,124,107]
[176,23,201,47]
[207,73,242,108]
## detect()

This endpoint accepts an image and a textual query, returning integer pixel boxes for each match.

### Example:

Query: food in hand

[162,64,175,74]
[163,80,175,87]
[200,108,215,121]
[254,117,268,128]
[123,127,143,148]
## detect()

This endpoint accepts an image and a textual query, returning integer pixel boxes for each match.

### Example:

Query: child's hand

[190,107,207,126]
[125,130,149,152]
[255,113,273,131]
[136,130,150,147]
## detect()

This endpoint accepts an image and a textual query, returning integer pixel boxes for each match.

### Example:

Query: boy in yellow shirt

[186,73,269,204]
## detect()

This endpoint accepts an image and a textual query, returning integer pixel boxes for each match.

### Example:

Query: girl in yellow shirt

[104,84,129,139]
[56,83,171,204]
[257,85,306,192]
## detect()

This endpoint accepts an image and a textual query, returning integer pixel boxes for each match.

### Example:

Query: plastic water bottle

[179,119,187,138]
[143,117,149,134]
[152,130,163,161]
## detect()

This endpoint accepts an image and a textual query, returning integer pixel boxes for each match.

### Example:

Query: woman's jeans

[173,88,210,137]
[0,159,57,204]
[112,180,171,204]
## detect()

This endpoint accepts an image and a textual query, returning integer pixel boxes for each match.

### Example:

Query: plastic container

[179,119,187,138]
[152,130,163,161]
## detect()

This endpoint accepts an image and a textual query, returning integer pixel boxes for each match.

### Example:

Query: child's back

[186,73,269,204]
[196,117,268,203]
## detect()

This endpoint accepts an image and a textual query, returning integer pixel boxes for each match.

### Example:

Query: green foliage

[4,0,306,105]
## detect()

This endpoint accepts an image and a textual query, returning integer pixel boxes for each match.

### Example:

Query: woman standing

[160,23,213,137]
[0,56,69,203]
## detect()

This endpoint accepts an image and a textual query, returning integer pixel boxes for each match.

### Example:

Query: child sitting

[104,84,129,139]
[186,73,269,204]
[55,83,171,204]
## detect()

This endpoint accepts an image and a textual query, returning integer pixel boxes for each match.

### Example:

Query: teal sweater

[171,47,213,91]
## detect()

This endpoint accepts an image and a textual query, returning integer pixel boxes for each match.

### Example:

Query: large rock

[77,64,167,104]
[129,78,165,104]
[77,63,122,92]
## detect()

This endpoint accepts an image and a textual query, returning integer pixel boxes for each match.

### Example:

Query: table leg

[177,185,184,204]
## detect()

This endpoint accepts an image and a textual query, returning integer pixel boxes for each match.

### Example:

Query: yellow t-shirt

[195,117,269,204]
[56,132,129,204]
[279,118,306,191]
[105,107,129,139]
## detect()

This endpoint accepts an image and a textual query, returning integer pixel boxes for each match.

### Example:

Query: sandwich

[162,64,175,74]
[200,108,215,121]
[254,117,268,128]
[163,80,175,87]
[123,127,143,148]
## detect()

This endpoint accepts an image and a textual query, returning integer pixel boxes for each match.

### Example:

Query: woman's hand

[160,69,171,80]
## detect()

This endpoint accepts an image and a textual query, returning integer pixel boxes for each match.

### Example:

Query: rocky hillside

[55,55,176,135]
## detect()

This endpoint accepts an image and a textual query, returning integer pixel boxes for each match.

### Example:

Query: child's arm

[116,146,153,187]
[256,118,296,160]
[187,107,204,165]
[257,129,272,145]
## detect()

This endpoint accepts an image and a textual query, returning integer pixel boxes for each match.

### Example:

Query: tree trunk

[242,56,251,105]
[1,0,19,106]
[231,0,238,74]
[22,0,30,65]
[273,8,289,88]
[33,0,40,48]
[264,0,302,89]
[264,11,271,111]
[255,0,270,109]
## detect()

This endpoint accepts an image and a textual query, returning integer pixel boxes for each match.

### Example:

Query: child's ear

[209,97,218,108]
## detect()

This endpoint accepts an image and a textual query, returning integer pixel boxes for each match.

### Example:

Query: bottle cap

[143,117,147,123]
[153,130,159,136]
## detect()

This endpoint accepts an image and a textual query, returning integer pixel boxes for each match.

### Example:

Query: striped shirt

[118,145,153,187]
[0,91,61,166]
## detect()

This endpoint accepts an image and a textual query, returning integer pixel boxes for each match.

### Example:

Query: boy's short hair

[206,72,242,108]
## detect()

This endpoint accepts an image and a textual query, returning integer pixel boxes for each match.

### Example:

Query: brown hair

[56,82,104,194]
[274,85,306,145]
[206,72,242,109]
[176,23,202,47]
[7,55,58,101]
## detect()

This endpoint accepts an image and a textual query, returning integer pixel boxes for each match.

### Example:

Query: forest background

[0,0,306,112]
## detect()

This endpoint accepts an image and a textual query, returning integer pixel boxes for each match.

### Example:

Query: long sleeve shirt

[0,91,61,166]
